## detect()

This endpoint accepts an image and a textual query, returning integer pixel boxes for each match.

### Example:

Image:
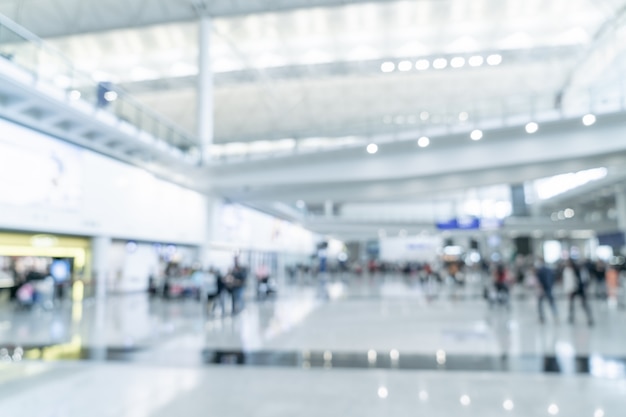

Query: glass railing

[0,14,198,157]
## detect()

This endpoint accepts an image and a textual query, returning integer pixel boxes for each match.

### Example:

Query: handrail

[0,13,198,154]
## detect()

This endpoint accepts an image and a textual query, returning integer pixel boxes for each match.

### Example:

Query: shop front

[0,232,91,303]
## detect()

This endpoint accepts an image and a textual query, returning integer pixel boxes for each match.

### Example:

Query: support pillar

[197,16,214,164]
[199,194,223,269]
[615,186,626,233]
[324,200,334,218]
[91,236,111,300]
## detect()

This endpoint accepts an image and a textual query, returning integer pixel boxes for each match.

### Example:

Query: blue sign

[436,217,490,231]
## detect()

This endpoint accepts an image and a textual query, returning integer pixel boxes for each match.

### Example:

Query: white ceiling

[3,0,626,238]
[27,0,621,143]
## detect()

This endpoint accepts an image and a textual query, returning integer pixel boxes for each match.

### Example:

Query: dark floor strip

[1,344,624,378]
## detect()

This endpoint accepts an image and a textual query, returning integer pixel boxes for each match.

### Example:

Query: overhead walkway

[0,14,200,178]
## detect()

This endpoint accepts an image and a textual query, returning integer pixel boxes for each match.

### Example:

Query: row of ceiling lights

[383,111,471,125]
[380,54,503,73]
[551,208,576,221]
[366,113,598,154]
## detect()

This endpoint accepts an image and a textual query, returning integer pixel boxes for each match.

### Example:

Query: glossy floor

[0,276,624,416]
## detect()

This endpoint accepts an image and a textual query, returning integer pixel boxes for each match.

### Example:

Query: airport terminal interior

[2,0,626,415]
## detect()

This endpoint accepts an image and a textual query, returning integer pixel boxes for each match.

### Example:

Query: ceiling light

[390,349,400,360]
[471,129,483,140]
[367,143,378,154]
[378,387,388,399]
[503,399,514,411]
[487,54,503,66]
[594,409,605,417]
[381,62,395,73]
[564,208,575,218]
[398,60,412,71]
[525,122,539,134]
[433,58,448,69]
[548,404,559,415]
[415,59,430,70]
[420,111,430,121]
[450,57,465,68]
[469,56,484,67]
[459,111,469,121]
[583,114,596,126]
[417,136,430,147]
[460,395,471,406]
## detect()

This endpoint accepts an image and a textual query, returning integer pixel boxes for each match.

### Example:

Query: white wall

[0,118,205,245]
[211,202,317,254]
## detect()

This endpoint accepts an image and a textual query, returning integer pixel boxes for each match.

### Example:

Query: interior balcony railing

[0,13,199,161]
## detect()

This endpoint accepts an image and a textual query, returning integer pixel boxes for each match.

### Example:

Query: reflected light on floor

[436,349,446,364]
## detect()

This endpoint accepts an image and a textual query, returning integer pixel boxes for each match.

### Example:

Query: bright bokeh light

[381,62,395,73]
[378,387,388,399]
[534,168,607,200]
[69,90,81,100]
[398,60,412,71]
[390,349,400,360]
[471,129,483,140]
[415,59,430,70]
[433,58,448,69]
[103,91,118,102]
[503,399,514,411]
[367,143,378,154]
[459,111,469,121]
[594,409,605,417]
[487,54,503,65]
[460,395,471,406]
[469,56,484,67]
[583,114,597,126]
[417,136,430,147]
[450,57,465,68]
[525,122,538,134]
[419,390,429,401]
[548,404,559,415]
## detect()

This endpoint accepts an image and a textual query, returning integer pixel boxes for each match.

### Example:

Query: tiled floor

[0,275,624,416]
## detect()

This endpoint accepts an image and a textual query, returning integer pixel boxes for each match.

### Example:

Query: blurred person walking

[535,258,558,324]
[563,259,593,326]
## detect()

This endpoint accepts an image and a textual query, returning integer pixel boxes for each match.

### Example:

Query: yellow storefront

[0,232,92,300]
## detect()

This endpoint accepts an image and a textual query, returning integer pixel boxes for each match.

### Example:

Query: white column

[91,236,111,300]
[324,200,334,218]
[199,193,222,269]
[198,16,214,164]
